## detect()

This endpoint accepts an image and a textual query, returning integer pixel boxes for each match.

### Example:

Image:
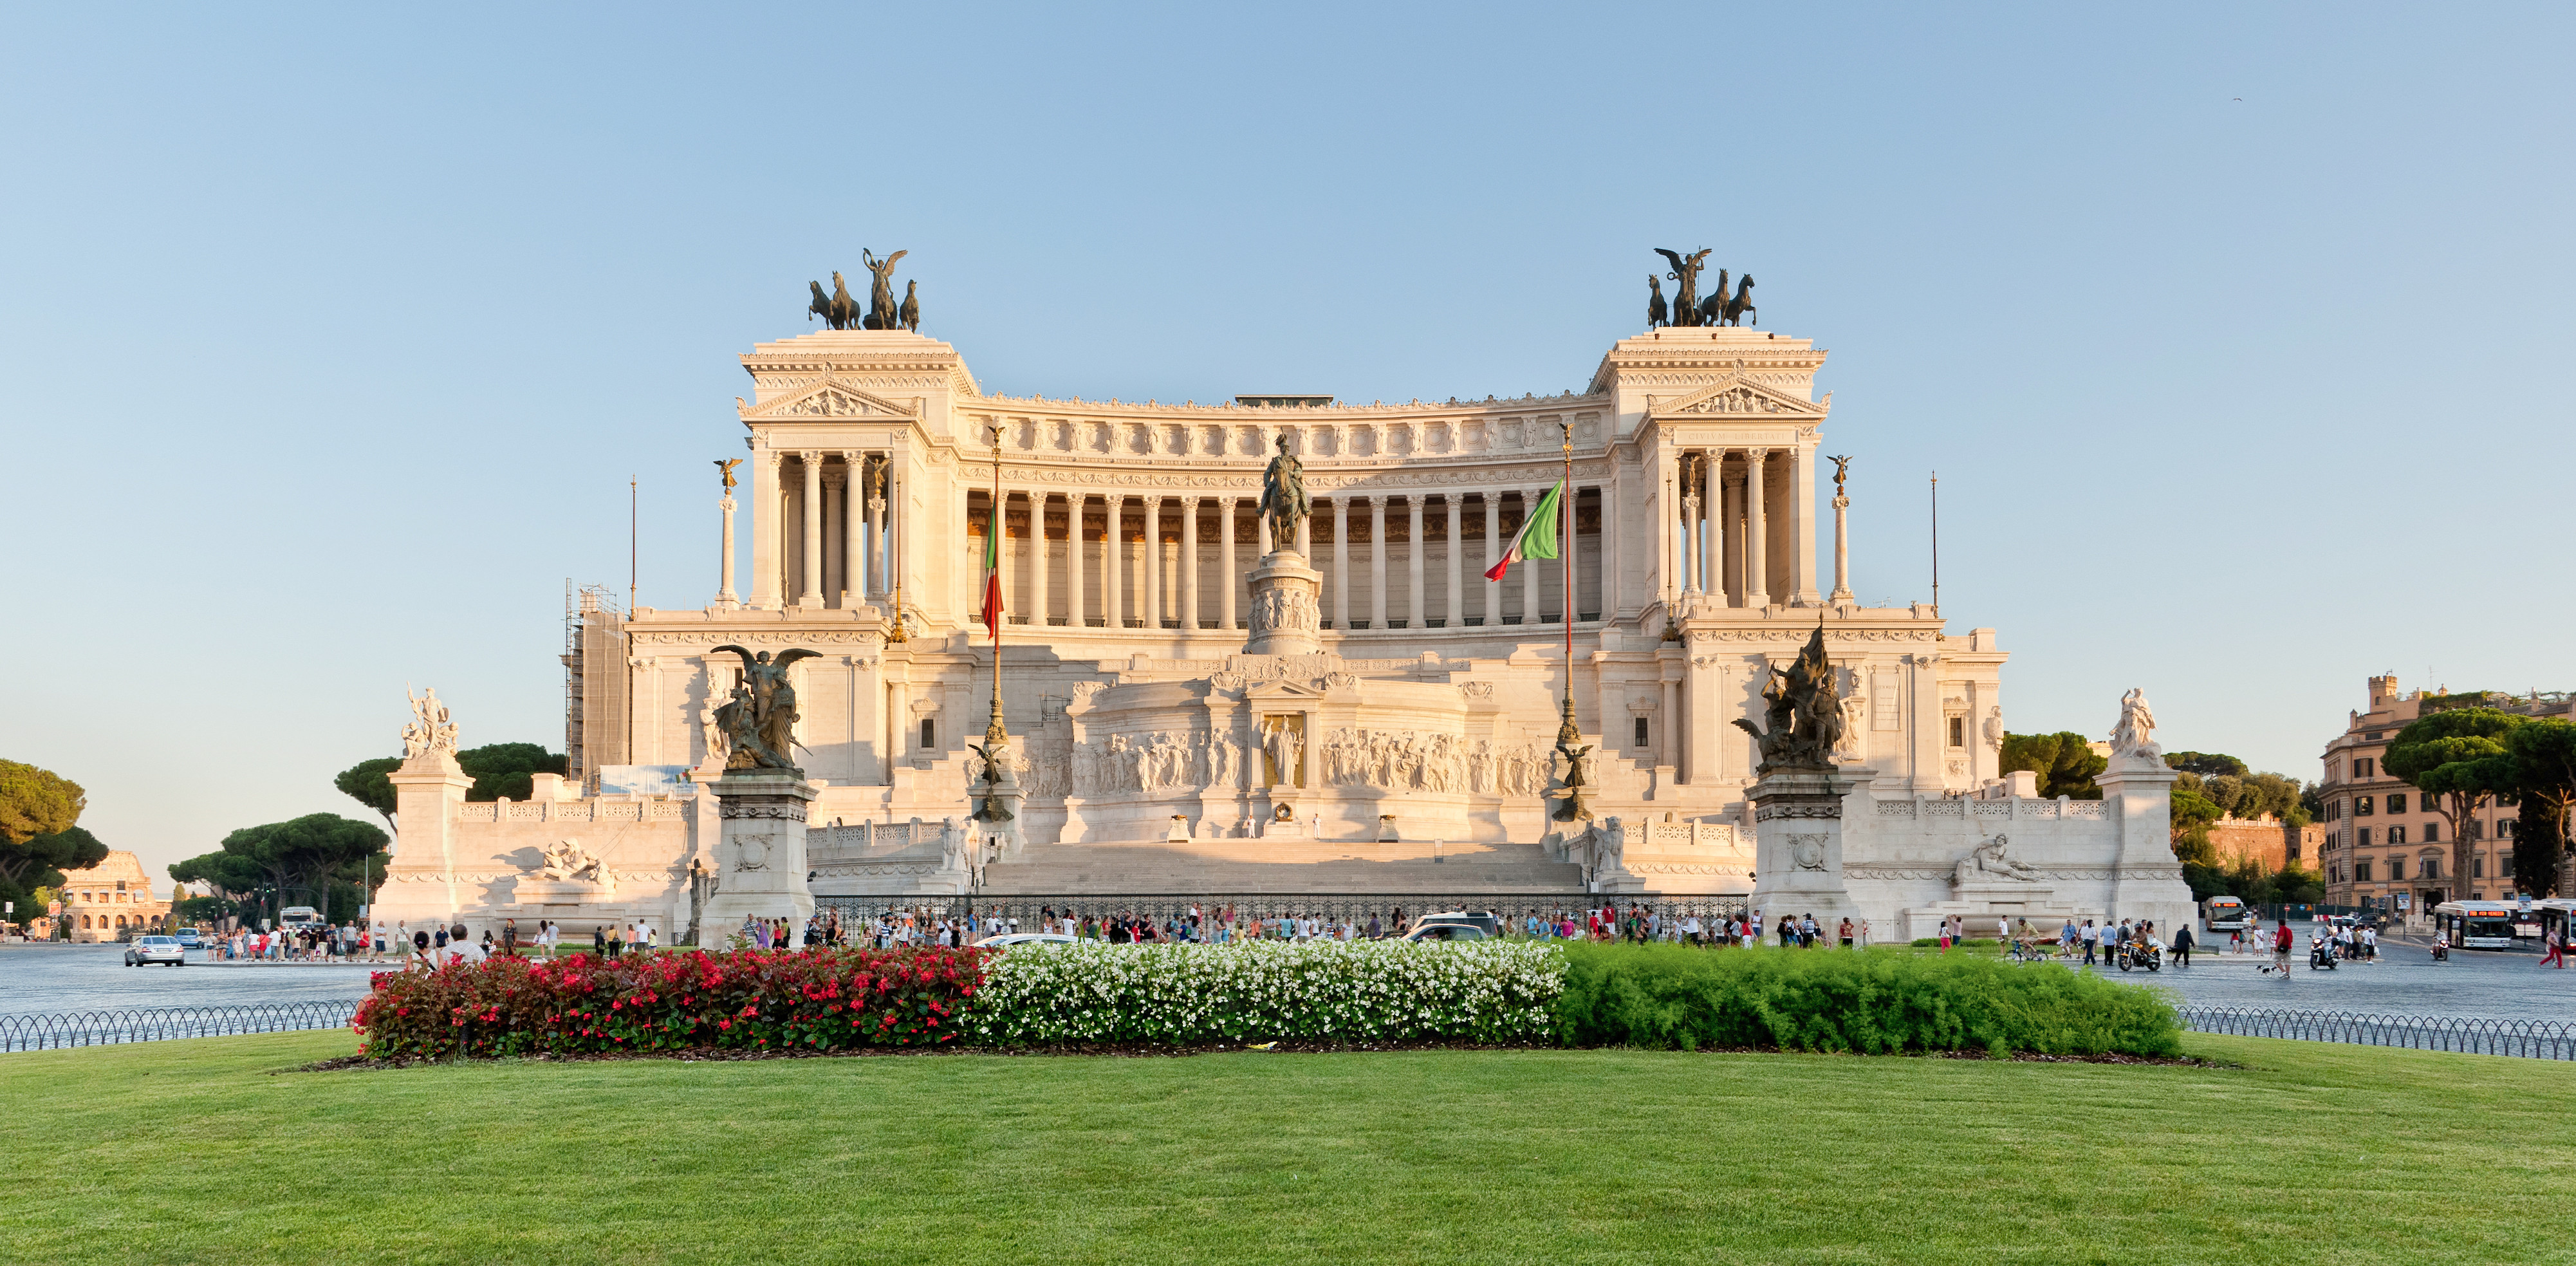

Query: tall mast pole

[1929,470,1940,615]
[987,423,1005,747]
[1561,419,1575,689]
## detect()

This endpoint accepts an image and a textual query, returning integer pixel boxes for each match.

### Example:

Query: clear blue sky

[5,3,2569,880]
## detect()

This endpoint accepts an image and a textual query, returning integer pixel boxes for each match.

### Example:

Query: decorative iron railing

[0,1000,362,1053]
[2174,1005,2576,1060]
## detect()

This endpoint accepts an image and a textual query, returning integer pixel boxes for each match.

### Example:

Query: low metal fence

[2175,1005,2576,1060]
[0,1000,362,1054]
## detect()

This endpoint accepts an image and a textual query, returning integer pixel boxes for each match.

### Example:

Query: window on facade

[2470,819,2485,840]
[2386,792,2406,814]
[2357,828,2371,847]
[1948,717,1964,748]
[2326,758,2341,781]
[2355,859,2372,882]
[2424,821,2440,842]
[2389,824,2405,845]
[1630,717,1648,749]
[2422,857,2441,879]
[2473,856,2485,879]
[920,718,935,749]
[2355,796,2373,816]
[2501,819,2516,837]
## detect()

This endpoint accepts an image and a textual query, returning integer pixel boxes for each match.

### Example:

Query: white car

[125,935,186,967]
[1400,922,1488,943]
[974,932,1077,948]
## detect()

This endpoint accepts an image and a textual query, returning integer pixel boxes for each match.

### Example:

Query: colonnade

[967,487,1607,633]
[757,450,897,610]
[1668,445,1813,609]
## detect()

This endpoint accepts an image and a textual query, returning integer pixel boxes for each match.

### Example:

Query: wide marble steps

[981,837,1583,895]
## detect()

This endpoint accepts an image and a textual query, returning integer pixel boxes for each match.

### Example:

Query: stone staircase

[982,837,1582,894]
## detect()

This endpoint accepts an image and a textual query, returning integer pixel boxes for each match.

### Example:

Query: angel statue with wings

[710,645,820,772]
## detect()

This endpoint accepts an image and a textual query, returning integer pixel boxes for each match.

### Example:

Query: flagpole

[987,422,1006,748]
[1559,420,1574,692]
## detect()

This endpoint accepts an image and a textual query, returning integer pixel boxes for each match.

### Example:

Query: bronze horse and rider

[1649,248,1756,329]
[804,251,921,333]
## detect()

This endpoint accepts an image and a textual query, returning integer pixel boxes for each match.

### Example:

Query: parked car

[173,928,205,951]
[1401,922,1488,943]
[974,932,1077,949]
[125,935,186,967]
[1413,910,1503,938]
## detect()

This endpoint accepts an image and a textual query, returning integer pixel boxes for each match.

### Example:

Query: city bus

[2200,895,2253,934]
[2431,900,2520,951]
[2534,898,2576,949]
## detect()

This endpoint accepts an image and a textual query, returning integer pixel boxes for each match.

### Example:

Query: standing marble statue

[1257,434,1308,552]
[403,686,458,759]
[2109,687,2161,762]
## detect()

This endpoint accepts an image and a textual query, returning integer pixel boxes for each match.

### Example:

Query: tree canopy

[1998,732,2105,800]
[167,814,389,917]
[456,743,568,803]
[2384,707,2526,894]
[2163,751,2248,781]
[2503,718,2576,897]
[0,761,100,919]
[335,756,403,833]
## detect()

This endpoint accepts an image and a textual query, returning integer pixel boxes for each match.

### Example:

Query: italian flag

[1484,479,1564,581]
[979,495,1004,635]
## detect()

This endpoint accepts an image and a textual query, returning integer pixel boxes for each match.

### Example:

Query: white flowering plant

[968,938,1565,1047]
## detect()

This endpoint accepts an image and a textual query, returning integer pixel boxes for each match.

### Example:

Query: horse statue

[1720,275,1756,328]
[1646,275,1668,329]
[899,279,920,333]
[829,272,861,329]
[862,248,907,330]
[1654,248,1714,326]
[808,281,834,326]
[1695,269,1730,326]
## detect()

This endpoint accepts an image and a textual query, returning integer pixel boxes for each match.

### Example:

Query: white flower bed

[970,939,1566,1046]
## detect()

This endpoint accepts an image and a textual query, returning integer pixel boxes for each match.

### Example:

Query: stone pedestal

[2094,755,2196,929]
[701,770,818,947]
[1748,767,1862,926]
[1243,551,1322,656]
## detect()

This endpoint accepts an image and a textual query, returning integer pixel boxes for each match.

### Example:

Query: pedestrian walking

[2172,922,2194,967]
[2542,925,2566,969]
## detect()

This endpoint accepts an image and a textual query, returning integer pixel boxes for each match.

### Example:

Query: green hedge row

[1553,943,2181,1057]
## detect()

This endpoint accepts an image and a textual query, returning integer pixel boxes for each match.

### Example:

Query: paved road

[2085,935,2576,1022]
[0,944,378,1016]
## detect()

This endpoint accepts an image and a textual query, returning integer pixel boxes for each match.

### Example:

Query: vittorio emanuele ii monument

[376,253,2189,943]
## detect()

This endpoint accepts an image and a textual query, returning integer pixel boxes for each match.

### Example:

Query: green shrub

[1552,944,2180,1057]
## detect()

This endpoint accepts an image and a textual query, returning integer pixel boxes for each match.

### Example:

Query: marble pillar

[1219,497,1238,630]
[1406,497,1425,629]
[1443,495,1463,628]
[716,493,739,610]
[1745,449,1770,608]
[1483,492,1501,625]
[1068,492,1088,628]
[1333,498,1351,629]
[1180,494,1200,628]
[1368,495,1388,629]
[799,451,824,608]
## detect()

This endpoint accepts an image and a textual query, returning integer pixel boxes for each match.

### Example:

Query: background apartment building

[2321,675,2571,915]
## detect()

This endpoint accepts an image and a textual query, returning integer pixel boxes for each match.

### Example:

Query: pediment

[1649,375,1825,420]
[738,374,918,421]
[1243,680,1327,700]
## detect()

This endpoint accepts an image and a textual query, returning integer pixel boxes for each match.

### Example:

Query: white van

[278,906,324,931]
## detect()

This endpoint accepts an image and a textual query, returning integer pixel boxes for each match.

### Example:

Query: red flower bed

[352,945,990,1060]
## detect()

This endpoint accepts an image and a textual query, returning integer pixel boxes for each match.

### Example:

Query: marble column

[1104,494,1125,628]
[1792,446,1820,604]
[1368,494,1388,629]
[1180,494,1200,628]
[716,492,739,608]
[751,448,782,609]
[1219,496,1237,630]
[842,454,867,604]
[1405,496,1425,629]
[1067,492,1088,628]
[1832,489,1854,602]
[1522,487,1545,624]
[1482,492,1501,625]
[867,476,887,601]
[1745,449,1770,608]
[1680,492,1701,597]
[1600,475,1619,621]
[1701,448,1723,598]
[1141,496,1162,629]
[1333,498,1351,629]
[821,467,846,607]
[799,451,824,608]
[1721,464,1743,608]
[1443,495,1463,628]
[1030,490,1052,625]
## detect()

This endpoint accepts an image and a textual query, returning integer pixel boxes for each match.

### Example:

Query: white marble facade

[376,322,2189,938]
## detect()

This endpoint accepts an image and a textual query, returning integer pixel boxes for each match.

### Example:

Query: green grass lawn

[3,1034,2570,1265]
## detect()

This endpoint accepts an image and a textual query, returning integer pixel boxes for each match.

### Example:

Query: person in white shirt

[448,924,486,967]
